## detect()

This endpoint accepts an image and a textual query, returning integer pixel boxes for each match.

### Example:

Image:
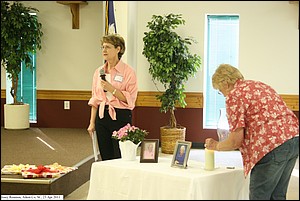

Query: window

[19,53,37,122]
[203,15,239,129]
[5,11,38,123]
[6,50,37,123]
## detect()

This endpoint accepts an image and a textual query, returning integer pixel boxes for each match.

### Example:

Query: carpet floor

[1,127,94,197]
[1,127,93,167]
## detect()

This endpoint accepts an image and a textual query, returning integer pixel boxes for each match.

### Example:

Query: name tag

[114,75,123,82]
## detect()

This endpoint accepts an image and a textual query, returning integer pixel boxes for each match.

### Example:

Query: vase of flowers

[118,141,141,161]
[112,124,148,161]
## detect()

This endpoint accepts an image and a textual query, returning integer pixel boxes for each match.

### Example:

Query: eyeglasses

[101,45,115,50]
[217,90,223,96]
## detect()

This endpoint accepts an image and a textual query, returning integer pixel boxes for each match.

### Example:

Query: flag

[105,1,117,34]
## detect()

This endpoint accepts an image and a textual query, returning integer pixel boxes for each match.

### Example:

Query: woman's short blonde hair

[212,64,244,90]
[101,34,125,59]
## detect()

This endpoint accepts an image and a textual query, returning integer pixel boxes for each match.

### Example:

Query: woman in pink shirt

[87,34,138,160]
[205,64,299,200]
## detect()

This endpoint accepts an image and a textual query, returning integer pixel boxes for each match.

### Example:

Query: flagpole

[105,1,108,35]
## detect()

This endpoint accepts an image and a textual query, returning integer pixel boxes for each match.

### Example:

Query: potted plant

[1,1,43,129]
[112,123,149,160]
[142,13,202,153]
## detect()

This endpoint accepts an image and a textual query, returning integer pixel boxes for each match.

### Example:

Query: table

[87,157,249,200]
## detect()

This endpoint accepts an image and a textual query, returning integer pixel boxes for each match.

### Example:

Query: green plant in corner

[142,13,202,128]
[1,1,43,105]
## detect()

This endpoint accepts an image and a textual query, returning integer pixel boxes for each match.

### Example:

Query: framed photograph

[140,139,159,163]
[171,140,192,168]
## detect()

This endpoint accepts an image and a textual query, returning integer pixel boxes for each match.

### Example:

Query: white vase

[217,108,230,142]
[119,141,141,161]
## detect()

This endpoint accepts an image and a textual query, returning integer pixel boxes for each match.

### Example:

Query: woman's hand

[205,138,219,150]
[100,80,114,93]
[87,123,95,138]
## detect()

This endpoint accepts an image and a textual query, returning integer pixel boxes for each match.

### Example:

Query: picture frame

[171,140,192,168]
[140,139,159,163]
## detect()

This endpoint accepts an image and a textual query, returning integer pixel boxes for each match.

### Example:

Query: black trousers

[95,106,132,161]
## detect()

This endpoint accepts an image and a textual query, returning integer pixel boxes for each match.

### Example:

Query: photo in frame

[171,140,192,168]
[140,139,159,163]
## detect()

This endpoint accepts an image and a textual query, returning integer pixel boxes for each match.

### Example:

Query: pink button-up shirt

[88,60,138,120]
[226,79,299,177]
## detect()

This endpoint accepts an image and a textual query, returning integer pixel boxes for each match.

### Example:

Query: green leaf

[1,1,43,104]
[142,13,202,128]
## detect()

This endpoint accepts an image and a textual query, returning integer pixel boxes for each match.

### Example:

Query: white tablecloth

[87,157,249,200]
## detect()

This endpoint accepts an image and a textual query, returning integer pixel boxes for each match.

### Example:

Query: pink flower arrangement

[112,123,148,144]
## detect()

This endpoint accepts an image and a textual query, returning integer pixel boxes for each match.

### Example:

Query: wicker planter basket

[160,126,186,154]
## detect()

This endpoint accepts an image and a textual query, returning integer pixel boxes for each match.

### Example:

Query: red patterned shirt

[226,79,299,177]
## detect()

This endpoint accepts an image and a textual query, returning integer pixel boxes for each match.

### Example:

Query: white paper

[92,131,101,161]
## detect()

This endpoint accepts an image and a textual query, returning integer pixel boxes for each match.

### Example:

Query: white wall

[1,1,298,95]
[135,1,299,94]
[1,1,103,90]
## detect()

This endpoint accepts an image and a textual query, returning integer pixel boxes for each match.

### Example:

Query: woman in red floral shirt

[205,64,299,200]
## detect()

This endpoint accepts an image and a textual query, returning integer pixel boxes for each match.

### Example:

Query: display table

[87,156,249,200]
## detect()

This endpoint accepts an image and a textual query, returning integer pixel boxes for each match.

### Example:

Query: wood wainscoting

[2,90,297,111]
[1,90,299,143]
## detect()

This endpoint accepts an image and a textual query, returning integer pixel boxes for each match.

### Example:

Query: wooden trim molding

[279,94,299,111]
[37,90,91,100]
[136,91,203,108]
[1,90,5,99]
[1,89,298,111]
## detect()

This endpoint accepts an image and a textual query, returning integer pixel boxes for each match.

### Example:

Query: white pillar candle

[205,148,215,170]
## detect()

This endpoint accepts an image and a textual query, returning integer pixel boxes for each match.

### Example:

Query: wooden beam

[70,3,79,29]
[57,1,88,29]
